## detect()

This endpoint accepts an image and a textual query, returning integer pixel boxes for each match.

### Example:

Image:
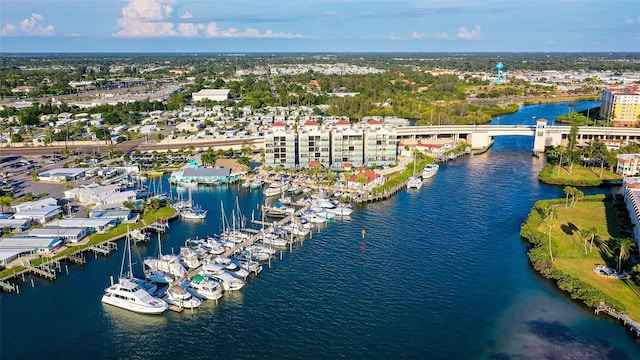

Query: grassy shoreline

[538,163,622,187]
[520,195,639,320]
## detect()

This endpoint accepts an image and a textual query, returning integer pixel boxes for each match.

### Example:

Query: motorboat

[144,254,188,279]
[179,247,202,269]
[101,278,168,314]
[162,284,203,309]
[214,257,250,279]
[263,202,294,218]
[326,205,354,216]
[183,275,223,301]
[250,180,264,189]
[263,181,289,197]
[421,163,439,180]
[200,263,245,291]
[180,206,207,219]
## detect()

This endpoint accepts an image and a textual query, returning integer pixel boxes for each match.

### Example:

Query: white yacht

[421,163,439,179]
[183,275,223,301]
[162,284,203,309]
[214,257,250,279]
[101,278,168,314]
[326,206,354,216]
[179,247,201,269]
[263,181,289,197]
[200,263,245,291]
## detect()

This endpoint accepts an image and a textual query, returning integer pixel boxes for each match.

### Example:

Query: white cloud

[412,32,426,39]
[178,23,204,37]
[436,32,450,40]
[458,24,481,39]
[116,0,176,37]
[1,24,18,36]
[1,13,55,36]
[115,0,305,38]
[624,19,633,24]
[205,22,303,38]
[389,35,405,41]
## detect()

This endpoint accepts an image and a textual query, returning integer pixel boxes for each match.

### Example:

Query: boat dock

[88,242,118,256]
[355,180,408,204]
[595,302,640,337]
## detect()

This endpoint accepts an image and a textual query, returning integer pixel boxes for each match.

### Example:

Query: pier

[595,302,640,337]
[88,242,118,256]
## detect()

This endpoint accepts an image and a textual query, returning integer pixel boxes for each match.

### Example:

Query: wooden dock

[88,242,118,256]
[356,180,408,204]
[66,253,86,265]
[0,279,16,293]
[595,302,640,337]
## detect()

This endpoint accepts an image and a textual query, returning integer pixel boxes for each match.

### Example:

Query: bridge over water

[397,121,640,155]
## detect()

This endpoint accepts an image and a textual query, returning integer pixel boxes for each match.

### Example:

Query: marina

[1,101,639,359]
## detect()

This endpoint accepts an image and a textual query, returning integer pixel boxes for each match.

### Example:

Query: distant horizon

[2,51,639,55]
[1,1,638,53]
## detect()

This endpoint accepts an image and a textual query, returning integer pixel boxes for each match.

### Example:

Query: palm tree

[571,188,584,208]
[615,238,636,273]
[585,226,599,253]
[579,228,591,254]
[546,206,558,262]
[563,186,573,208]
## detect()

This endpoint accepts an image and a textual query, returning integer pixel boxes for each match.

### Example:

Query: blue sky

[1,0,638,53]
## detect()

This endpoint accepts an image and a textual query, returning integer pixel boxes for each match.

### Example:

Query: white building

[616,154,640,176]
[12,198,58,213]
[298,121,331,168]
[331,120,365,169]
[26,227,87,244]
[64,184,120,205]
[623,177,640,248]
[264,122,297,169]
[44,218,115,234]
[191,89,231,102]
[12,206,62,224]
[363,120,397,167]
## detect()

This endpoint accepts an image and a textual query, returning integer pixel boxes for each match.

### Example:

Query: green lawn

[538,201,640,318]
[540,163,621,186]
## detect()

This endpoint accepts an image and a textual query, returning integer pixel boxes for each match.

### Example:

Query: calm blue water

[2,101,639,359]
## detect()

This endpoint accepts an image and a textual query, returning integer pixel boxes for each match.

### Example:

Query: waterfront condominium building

[363,119,398,167]
[616,154,640,176]
[264,122,297,169]
[298,121,331,168]
[601,84,640,127]
[330,120,365,169]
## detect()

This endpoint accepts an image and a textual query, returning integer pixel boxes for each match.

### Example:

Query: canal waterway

[2,100,639,359]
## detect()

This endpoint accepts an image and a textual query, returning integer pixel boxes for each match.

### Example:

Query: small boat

[162,284,203,309]
[263,181,289,197]
[326,206,354,217]
[421,163,439,180]
[101,278,168,314]
[200,263,245,291]
[183,275,223,301]
[214,257,250,279]
[180,205,207,219]
[250,180,264,189]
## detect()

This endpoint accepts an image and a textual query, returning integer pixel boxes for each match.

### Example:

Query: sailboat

[143,232,177,284]
[407,149,423,190]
